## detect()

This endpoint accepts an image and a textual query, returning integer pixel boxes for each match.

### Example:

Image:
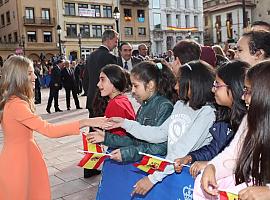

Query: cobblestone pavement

[0,88,100,200]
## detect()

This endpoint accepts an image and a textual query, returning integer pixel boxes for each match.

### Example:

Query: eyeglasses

[212,80,228,90]
[243,86,252,96]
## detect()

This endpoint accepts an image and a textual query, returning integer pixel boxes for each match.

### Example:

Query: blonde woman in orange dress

[0,56,106,200]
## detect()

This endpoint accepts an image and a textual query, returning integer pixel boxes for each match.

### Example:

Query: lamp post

[113,7,120,49]
[78,33,82,59]
[57,25,62,56]
[21,35,25,56]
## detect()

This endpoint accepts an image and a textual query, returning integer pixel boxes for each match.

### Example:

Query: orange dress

[0,97,80,200]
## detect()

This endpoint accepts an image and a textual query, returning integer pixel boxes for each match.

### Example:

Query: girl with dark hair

[195,60,270,199]
[174,60,249,177]
[89,61,176,199]
[101,60,216,197]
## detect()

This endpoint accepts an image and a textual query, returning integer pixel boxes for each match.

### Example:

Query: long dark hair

[235,60,270,186]
[101,64,128,92]
[177,60,215,110]
[131,60,178,104]
[215,60,249,132]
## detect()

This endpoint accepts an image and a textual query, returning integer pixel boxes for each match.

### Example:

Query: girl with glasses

[194,60,270,199]
[174,60,249,178]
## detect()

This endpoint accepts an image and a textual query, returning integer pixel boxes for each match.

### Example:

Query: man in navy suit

[117,42,141,71]
[61,60,81,110]
[46,59,64,113]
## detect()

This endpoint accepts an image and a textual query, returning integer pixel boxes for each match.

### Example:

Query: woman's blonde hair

[0,56,35,122]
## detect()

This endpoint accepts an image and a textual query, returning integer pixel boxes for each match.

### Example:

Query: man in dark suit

[46,59,64,113]
[84,29,118,178]
[61,60,81,110]
[137,43,149,61]
[117,42,141,71]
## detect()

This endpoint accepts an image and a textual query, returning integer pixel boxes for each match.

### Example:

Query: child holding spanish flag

[89,60,177,199]
[195,60,270,200]
[104,60,216,198]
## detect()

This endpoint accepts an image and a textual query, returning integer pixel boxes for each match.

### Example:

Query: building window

[92,25,102,37]
[25,7,34,22]
[41,9,50,24]
[226,13,233,39]
[185,0,189,8]
[153,13,161,29]
[167,14,172,26]
[138,27,146,35]
[185,15,190,28]
[27,31,37,42]
[204,16,208,26]
[124,9,132,21]
[153,0,160,8]
[78,4,88,9]
[194,15,198,27]
[8,34,12,43]
[1,14,4,26]
[14,32,18,42]
[3,35,6,42]
[104,25,113,30]
[66,24,77,37]
[176,14,181,27]
[91,5,100,17]
[137,10,145,22]
[103,6,112,18]
[268,10,270,15]
[43,31,52,42]
[193,0,198,9]
[65,3,75,16]
[215,15,222,42]
[124,27,133,36]
[6,11,10,24]
[80,25,90,38]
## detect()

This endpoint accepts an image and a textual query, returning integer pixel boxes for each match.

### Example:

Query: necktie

[124,61,128,70]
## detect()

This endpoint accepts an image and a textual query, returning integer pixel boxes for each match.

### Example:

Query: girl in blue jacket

[174,60,250,177]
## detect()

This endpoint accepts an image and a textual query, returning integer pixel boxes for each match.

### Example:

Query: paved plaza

[0,88,100,200]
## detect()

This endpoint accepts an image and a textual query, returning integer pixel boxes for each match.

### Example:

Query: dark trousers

[46,88,60,110]
[35,87,41,103]
[65,87,80,109]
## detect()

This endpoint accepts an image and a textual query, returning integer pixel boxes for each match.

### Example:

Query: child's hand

[103,117,124,129]
[110,149,122,162]
[189,161,208,178]
[131,177,154,196]
[201,164,219,196]
[174,155,191,173]
[239,186,270,200]
[87,128,105,143]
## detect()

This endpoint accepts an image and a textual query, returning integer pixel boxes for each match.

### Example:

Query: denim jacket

[104,93,174,162]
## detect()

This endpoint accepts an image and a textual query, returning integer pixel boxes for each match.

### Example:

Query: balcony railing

[23,17,55,26]
[120,0,149,6]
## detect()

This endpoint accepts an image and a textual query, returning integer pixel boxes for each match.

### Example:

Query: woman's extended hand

[102,117,125,130]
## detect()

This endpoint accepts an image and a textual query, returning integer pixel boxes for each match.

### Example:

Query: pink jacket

[193,116,248,199]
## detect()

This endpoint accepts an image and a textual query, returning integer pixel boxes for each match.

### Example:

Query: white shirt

[121,57,132,71]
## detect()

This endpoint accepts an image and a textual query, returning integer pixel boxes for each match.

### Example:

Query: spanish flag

[133,152,171,174]
[219,191,238,200]
[77,131,107,169]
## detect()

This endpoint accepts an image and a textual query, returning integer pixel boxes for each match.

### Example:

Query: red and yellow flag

[219,191,238,200]
[78,132,107,169]
[133,155,169,174]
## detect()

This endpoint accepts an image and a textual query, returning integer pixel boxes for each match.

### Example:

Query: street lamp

[57,25,62,56]
[21,35,25,56]
[78,33,82,59]
[113,6,121,50]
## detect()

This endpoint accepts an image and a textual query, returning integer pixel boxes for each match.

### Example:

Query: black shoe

[76,107,82,109]
[55,109,63,112]
[81,93,87,96]
[35,101,41,104]
[46,108,51,114]
[67,107,70,110]
[84,169,101,178]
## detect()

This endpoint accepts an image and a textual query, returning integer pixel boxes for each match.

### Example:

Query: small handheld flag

[133,152,174,174]
[219,191,238,200]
